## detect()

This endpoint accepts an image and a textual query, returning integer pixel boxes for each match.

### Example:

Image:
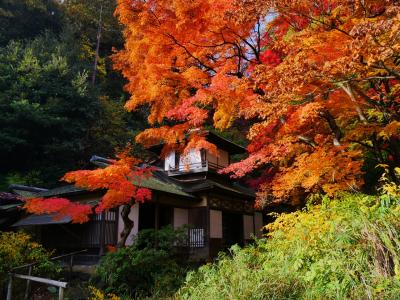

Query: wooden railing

[168,160,225,175]
[7,249,87,300]
[6,274,67,300]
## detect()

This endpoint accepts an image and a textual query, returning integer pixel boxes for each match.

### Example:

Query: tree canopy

[114,0,400,206]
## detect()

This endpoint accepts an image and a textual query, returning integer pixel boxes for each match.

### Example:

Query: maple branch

[284,11,352,37]
[351,85,391,122]
[379,62,400,80]
[319,109,342,146]
[209,29,254,64]
[338,82,368,125]
[164,33,216,74]
[297,135,316,147]
[256,19,261,56]
[226,28,261,62]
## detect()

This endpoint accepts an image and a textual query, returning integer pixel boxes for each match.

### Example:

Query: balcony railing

[167,160,225,175]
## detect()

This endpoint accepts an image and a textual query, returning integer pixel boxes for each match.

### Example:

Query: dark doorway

[222,212,243,249]
[158,205,173,228]
[139,203,174,230]
[139,202,156,230]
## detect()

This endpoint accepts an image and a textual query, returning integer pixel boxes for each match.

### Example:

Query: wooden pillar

[99,211,106,256]
[6,275,12,300]
[58,287,64,300]
[154,194,159,230]
[206,195,211,259]
[154,194,159,247]
[24,266,32,300]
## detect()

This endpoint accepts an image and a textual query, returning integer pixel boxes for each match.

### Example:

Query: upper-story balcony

[164,148,229,176]
[166,160,227,176]
[145,131,246,177]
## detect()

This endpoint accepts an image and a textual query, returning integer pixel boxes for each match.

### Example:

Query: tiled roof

[36,185,86,198]
[12,214,71,227]
[31,170,195,199]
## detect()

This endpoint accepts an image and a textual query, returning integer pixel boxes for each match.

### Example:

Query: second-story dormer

[149,131,246,176]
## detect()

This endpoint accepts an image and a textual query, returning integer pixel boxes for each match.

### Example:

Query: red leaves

[26,152,153,223]
[25,197,92,224]
[135,188,152,203]
[259,49,282,67]
[166,96,209,127]
[111,0,400,207]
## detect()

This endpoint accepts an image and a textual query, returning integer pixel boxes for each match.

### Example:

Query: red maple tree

[25,152,153,247]
[113,0,400,206]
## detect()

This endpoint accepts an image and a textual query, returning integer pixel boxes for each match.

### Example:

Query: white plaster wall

[117,203,139,246]
[243,214,254,240]
[210,209,222,238]
[164,151,175,171]
[173,208,189,229]
[254,212,264,238]
[179,149,202,170]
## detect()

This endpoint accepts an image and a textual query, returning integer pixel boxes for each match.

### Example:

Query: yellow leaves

[213,102,237,130]
[135,123,190,149]
[378,165,400,198]
[378,121,400,140]
[115,0,400,207]
[182,67,210,88]
[89,286,120,300]
[269,146,363,201]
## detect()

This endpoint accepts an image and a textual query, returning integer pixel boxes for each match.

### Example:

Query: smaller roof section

[135,169,195,198]
[36,185,87,198]
[12,214,71,227]
[206,131,246,154]
[147,130,246,155]
[0,192,24,205]
[9,184,49,198]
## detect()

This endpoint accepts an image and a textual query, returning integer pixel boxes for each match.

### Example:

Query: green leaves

[177,192,400,300]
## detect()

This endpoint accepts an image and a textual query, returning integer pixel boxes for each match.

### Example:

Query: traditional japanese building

[11,131,263,262]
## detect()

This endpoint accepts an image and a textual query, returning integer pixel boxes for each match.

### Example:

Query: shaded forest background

[0,0,149,189]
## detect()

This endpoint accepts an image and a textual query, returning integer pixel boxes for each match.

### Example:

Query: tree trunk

[339,82,368,124]
[117,204,134,248]
[91,5,103,86]
[319,109,343,146]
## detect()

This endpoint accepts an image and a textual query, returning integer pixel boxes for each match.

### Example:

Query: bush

[176,192,400,300]
[0,231,59,287]
[92,225,189,299]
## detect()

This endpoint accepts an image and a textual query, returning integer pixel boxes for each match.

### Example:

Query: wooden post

[99,211,106,256]
[24,266,32,300]
[58,287,64,300]
[91,4,103,85]
[155,195,159,247]
[6,275,12,300]
[69,255,74,280]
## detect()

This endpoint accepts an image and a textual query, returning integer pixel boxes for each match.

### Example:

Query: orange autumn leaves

[113,0,400,206]
[25,153,152,223]
[25,198,93,223]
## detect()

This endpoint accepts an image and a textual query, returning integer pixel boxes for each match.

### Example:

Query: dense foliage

[0,232,59,286]
[0,0,62,44]
[0,33,99,183]
[115,0,400,207]
[0,0,148,189]
[92,226,189,298]
[176,191,400,299]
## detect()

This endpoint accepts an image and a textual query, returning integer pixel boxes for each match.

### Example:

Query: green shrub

[0,231,59,286]
[92,225,189,298]
[176,192,400,300]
